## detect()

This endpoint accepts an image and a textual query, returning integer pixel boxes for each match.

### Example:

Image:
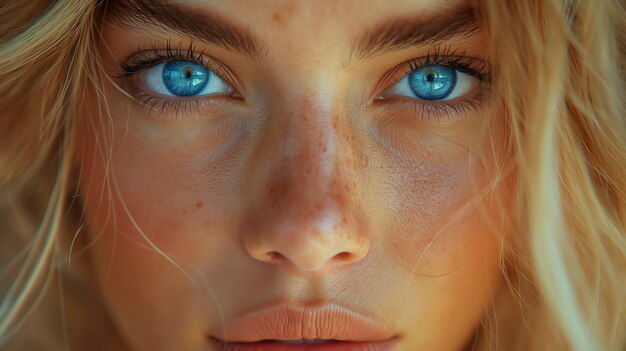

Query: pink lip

[209,301,398,351]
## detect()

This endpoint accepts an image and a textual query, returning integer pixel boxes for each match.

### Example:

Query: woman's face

[79,0,508,350]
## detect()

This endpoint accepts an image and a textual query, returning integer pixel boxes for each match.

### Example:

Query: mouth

[208,339,398,351]
[208,301,399,351]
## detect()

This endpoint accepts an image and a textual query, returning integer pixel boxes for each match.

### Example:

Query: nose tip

[244,212,370,272]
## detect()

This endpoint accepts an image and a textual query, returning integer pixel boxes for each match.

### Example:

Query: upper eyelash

[373,44,492,103]
[118,40,233,84]
[117,40,239,118]
[118,42,492,122]
[371,45,494,124]
[402,44,492,83]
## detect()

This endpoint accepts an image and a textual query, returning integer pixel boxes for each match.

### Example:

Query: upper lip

[210,301,396,342]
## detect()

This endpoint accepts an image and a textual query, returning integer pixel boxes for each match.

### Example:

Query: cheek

[371,128,500,276]
[389,156,468,272]
[76,110,248,348]
[79,99,250,256]
[369,132,504,347]
[352,124,505,348]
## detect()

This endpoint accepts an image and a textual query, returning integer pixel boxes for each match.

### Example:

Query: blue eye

[139,60,232,97]
[162,61,209,96]
[389,65,478,102]
[409,66,456,100]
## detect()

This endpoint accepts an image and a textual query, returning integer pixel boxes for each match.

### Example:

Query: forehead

[173,0,468,35]
[175,0,460,19]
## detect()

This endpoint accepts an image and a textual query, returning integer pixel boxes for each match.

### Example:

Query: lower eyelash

[377,81,492,125]
[129,90,229,119]
[119,41,492,122]
[414,92,490,124]
[117,40,239,118]
[375,45,494,124]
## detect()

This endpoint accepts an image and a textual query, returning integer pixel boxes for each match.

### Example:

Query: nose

[242,100,370,273]
[245,207,369,272]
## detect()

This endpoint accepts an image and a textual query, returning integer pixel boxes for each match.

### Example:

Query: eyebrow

[352,5,481,61]
[105,1,478,63]
[105,0,264,61]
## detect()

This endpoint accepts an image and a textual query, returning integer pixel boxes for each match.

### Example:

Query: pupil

[407,65,457,100]
[162,61,210,97]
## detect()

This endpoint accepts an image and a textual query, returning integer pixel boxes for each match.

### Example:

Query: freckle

[271,12,284,24]
[354,151,369,170]
[195,201,203,209]
[311,228,321,238]
[270,2,294,25]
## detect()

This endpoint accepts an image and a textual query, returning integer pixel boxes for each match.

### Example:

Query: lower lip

[209,338,398,351]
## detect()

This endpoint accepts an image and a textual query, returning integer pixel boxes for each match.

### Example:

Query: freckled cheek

[380,151,496,275]
[79,114,246,258]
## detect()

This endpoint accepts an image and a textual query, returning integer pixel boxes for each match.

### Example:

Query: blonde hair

[0,0,624,350]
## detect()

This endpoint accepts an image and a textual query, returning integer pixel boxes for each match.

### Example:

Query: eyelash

[405,46,490,81]
[119,41,238,117]
[118,42,492,122]
[375,45,493,124]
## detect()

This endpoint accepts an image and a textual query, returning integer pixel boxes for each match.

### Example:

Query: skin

[78,0,510,350]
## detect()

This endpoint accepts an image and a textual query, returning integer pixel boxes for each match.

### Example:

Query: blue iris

[408,65,457,100]
[162,61,210,96]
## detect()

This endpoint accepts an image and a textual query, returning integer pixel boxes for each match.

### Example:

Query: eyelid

[115,42,248,118]
[373,52,491,101]
[366,48,493,126]
[119,43,243,95]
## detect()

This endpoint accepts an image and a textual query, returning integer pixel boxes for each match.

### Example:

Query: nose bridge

[277,97,337,209]
[267,97,345,242]
[243,95,368,272]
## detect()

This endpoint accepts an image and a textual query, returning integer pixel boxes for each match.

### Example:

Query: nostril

[334,252,352,261]
[263,250,355,271]
[267,251,285,262]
